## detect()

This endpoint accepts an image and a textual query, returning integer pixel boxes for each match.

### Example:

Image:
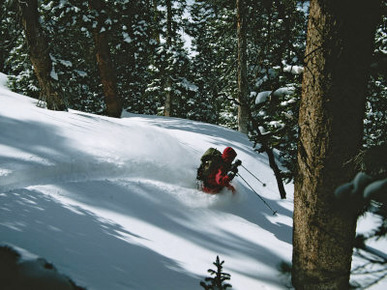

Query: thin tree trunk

[152,0,161,44]
[164,0,173,117]
[292,0,381,289]
[253,122,287,199]
[88,0,122,118]
[265,147,287,199]
[236,0,249,134]
[18,0,66,111]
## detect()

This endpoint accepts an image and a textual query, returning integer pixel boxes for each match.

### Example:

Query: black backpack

[196,148,222,181]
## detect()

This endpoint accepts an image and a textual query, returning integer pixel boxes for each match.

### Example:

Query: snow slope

[0,72,385,289]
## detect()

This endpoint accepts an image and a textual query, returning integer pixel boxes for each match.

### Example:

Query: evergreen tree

[42,0,104,113]
[146,0,198,118]
[18,0,67,111]
[109,0,157,115]
[187,0,237,125]
[247,0,307,182]
[187,1,307,181]
[2,0,157,115]
[5,0,105,112]
[1,0,384,167]
[236,0,249,134]
[1,1,39,98]
[0,1,20,74]
[200,256,232,290]
[6,35,40,99]
[364,11,387,150]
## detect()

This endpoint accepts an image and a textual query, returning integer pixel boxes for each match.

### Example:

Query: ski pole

[240,164,266,187]
[236,173,277,215]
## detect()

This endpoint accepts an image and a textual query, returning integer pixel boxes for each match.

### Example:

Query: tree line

[1,0,311,184]
[2,0,384,182]
[1,0,386,289]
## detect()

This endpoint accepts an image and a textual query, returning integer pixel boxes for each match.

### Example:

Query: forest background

[0,0,386,188]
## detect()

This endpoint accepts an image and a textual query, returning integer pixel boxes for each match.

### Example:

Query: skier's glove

[227,171,237,180]
[229,159,242,174]
[234,159,242,167]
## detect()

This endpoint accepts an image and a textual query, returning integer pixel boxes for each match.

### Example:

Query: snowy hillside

[0,72,385,289]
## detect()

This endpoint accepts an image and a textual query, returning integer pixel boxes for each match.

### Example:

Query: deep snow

[0,72,385,289]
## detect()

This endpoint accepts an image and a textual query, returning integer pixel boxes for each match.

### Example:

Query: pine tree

[187,0,307,181]
[111,0,156,115]
[2,0,384,162]
[364,11,387,150]
[3,0,156,115]
[0,0,31,94]
[200,256,232,290]
[187,0,237,125]
[236,0,249,134]
[40,0,104,113]
[145,0,197,118]
[0,1,20,74]
[6,0,105,113]
[247,0,307,182]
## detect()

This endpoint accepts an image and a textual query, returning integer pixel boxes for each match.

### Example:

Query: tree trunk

[236,0,249,134]
[265,147,287,199]
[292,0,381,289]
[151,0,161,44]
[18,0,66,111]
[253,122,287,199]
[164,0,173,117]
[88,0,122,118]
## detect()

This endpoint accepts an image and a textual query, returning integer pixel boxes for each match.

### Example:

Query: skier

[197,147,241,194]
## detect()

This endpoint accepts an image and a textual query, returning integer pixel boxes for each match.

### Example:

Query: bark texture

[236,0,249,134]
[19,0,66,111]
[292,0,381,289]
[89,0,122,118]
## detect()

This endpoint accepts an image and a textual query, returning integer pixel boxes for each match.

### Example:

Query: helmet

[222,147,237,162]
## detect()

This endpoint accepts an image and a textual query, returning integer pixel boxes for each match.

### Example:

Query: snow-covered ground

[0,72,385,289]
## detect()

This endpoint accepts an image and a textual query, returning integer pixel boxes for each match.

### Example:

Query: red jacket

[202,147,237,194]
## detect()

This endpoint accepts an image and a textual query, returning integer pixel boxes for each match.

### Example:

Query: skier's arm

[215,170,230,186]
[215,171,236,193]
